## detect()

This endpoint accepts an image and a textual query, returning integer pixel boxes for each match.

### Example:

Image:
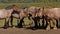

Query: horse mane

[5,4,19,10]
[12,4,20,8]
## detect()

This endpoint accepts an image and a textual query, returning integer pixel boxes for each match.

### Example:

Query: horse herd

[0,5,60,30]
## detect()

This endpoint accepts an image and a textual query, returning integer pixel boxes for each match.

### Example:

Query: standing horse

[38,7,60,30]
[27,6,42,29]
[30,7,45,29]
[9,5,29,28]
[0,9,13,29]
[35,7,45,29]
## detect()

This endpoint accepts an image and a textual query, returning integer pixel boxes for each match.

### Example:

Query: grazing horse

[0,9,13,29]
[38,7,60,30]
[27,6,42,29]
[35,7,45,29]
[9,5,29,28]
[30,7,45,29]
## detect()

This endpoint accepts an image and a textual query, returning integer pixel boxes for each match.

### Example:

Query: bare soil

[0,27,60,34]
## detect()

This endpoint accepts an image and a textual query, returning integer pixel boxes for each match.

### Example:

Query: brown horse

[30,7,45,29]
[10,5,29,28]
[26,7,44,29]
[38,7,60,30]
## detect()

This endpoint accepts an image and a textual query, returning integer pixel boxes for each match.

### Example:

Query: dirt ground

[0,27,60,34]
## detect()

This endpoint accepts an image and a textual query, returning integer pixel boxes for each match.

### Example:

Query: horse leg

[52,19,57,30]
[46,19,50,30]
[4,18,9,29]
[20,17,24,27]
[42,15,45,29]
[37,16,40,28]
[10,16,13,27]
[17,17,24,28]
[32,17,38,29]
[56,19,58,28]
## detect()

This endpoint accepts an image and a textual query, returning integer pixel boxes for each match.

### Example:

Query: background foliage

[0,0,60,3]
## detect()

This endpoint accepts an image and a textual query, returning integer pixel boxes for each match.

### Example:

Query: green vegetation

[0,0,60,3]
[0,2,60,9]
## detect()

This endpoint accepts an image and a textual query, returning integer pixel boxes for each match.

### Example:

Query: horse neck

[42,7,48,16]
[13,6,19,10]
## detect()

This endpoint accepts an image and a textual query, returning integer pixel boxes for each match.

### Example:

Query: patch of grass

[0,2,60,8]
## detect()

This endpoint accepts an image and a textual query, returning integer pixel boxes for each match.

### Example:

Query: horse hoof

[46,28,50,30]
[53,27,57,30]
[46,27,50,30]
[12,27,15,28]
[4,27,8,29]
